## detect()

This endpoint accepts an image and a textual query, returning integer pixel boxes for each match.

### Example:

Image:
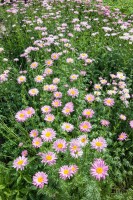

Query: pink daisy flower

[15,110,27,122]
[21,150,28,157]
[28,88,39,96]
[59,165,72,180]
[45,59,53,67]
[100,120,110,126]
[79,53,88,60]
[62,102,74,116]
[41,128,56,142]
[90,158,109,181]
[53,139,67,153]
[25,107,35,118]
[52,99,62,108]
[13,156,28,171]
[79,121,92,132]
[44,114,55,122]
[41,105,52,114]
[129,120,133,128]
[34,75,44,83]
[44,68,53,75]
[104,98,115,107]
[53,78,60,85]
[78,134,88,147]
[49,84,58,92]
[17,76,26,84]
[85,94,95,103]
[40,151,57,165]
[66,58,74,63]
[32,172,48,188]
[67,88,79,98]
[69,139,81,152]
[61,122,74,132]
[70,165,78,175]
[91,137,107,152]
[30,62,38,69]
[118,132,127,141]
[53,91,62,99]
[30,130,38,138]
[82,109,95,118]
[70,74,79,81]
[70,148,83,158]
[119,114,126,120]
[51,53,59,60]
[32,137,43,148]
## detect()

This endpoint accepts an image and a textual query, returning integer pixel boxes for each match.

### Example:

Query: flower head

[90,158,109,180]
[104,98,115,107]
[41,128,56,142]
[118,132,127,141]
[32,137,43,148]
[79,121,92,132]
[53,139,67,153]
[40,151,57,165]
[13,156,28,171]
[91,137,107,152]
[67,88,79,98]
[61,122,74,132]
[59,165,72,180]
[33,172,48,188]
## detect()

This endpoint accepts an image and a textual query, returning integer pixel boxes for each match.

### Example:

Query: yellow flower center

[82,124,88,129]
[95,142,102,147]
[64,169,69,175]
[86,111,91,115]
[65,124,70,129]
[81,138,86,143]
[19,113,25,118]
[45,132,51,137]
[72,145,78,150]
[37,177,44,183]
[57,143,63,149]
[17,160,24,165]
[46,155,52,161]
[35,141,40,145]
[96,167,103,174]
[106,99,111,103]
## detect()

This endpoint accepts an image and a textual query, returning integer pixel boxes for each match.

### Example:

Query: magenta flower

[91,137,107,152]
[118,132,127,141]
[53,139,67,153]
[41,128,56,142]
[90,158,109,180]
[13,156,28,171]
[104,98,115,107]
[32,172,48,188]
[79,121,92,132]
[40,151,57,165]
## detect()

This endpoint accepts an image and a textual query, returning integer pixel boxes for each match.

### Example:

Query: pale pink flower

[61,122,74,132]
[54,91,62,98]
[129,120,133,128]
[59,165,72,180]
[79,121,92,132]
[28,88,39,96]
[100,120,110,126]
[53,139,67,153]
[17,76,26,84]
[34,75,44,83]
[30,62,38,69]
[119,114,126,120]
[82,109,95,118]
[44,114,55,122]
[13,156,28,171]
[25,107,35,118]
[78,134,88,147]
[51,53,59,60]
[118,132,127,141]
[52,99,62,108]
[32,137,43,148]
[85,94,95,103]
[91,137,107,152]
[104,98,115,107]
[15,110,27,122]
[41,105,52,114]
[30,130,38,138]
[32,172,48,188]
[62,102,74,116]
[41,151,57,165]
[45,59,53,67]
[90,158,109,181]
[41,128,56,142]
[67,88,79,98]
